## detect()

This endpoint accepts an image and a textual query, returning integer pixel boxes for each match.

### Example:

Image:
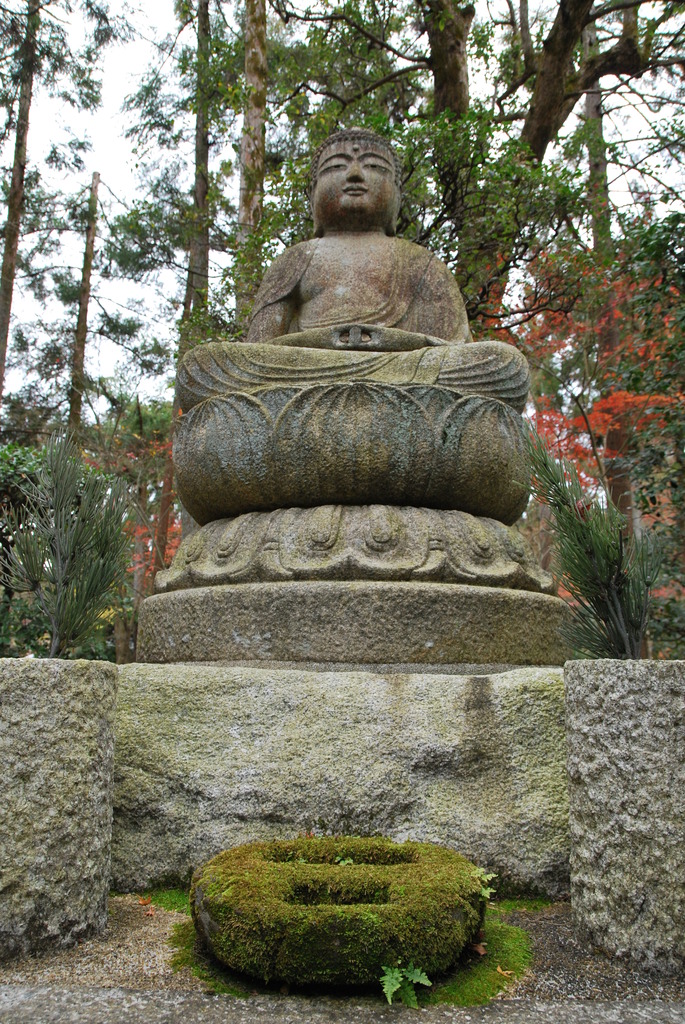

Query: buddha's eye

[361,159,391,173]
[319,159,350,174]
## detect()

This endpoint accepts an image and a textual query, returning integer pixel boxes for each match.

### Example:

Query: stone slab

[2,990,684,1024]
[112,663,569,896]
[136,581,569,665]
[565,659,685,971]
[0,660,118,960]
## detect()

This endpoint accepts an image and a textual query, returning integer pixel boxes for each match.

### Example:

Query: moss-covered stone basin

[191,836,486,986]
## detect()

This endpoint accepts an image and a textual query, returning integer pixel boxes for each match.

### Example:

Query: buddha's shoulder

[254,239,319,304]
[265,239,318,275]
[392,237,453,276]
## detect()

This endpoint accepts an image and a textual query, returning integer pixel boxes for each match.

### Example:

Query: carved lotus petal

[174,394,277,525]
[271,382,435,508]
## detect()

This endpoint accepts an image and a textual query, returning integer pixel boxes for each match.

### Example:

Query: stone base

[0,660,117,961]
[112,663,569,896]
[566,660,685,971]
[136,581,568,665]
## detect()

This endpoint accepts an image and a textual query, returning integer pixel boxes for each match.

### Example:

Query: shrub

[0,433,128,658]
[191,836,486,986]
[527,430,662,659]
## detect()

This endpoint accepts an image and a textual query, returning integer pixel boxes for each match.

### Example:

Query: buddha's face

[311,140,400,236]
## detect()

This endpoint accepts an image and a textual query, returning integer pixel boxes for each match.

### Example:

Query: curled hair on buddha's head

[309,127,402,237]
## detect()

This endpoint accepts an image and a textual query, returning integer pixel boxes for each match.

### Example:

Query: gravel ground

[0,896,683,1002]
[0,896,206,993]
[505,903,685,1001]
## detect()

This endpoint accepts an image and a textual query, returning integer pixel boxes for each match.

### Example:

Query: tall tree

[0,0,129,415]
[67,170,99,434]
[0,0,39,409]
[185,0,211,325]
[235,0,267,319]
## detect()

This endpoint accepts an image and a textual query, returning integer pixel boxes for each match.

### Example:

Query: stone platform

[136,581,568,665]
[112,662,569,895]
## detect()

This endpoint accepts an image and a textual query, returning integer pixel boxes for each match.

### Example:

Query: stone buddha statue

[158,128,553,600]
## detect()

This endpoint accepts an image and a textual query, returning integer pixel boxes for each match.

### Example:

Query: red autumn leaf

[138,896,152,906]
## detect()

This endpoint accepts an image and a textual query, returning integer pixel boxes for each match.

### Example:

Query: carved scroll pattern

[156,505,554,594]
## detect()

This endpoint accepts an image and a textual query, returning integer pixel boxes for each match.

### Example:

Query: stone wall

[0,660,118,960]
[565,660,685,970]
[113,663,569,896]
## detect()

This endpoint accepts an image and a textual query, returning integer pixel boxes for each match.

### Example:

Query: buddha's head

[310,128,402,237]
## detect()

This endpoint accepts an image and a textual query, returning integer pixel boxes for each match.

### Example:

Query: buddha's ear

[309,192,323,237]
[312,213,325,237]
[385,191,401,236]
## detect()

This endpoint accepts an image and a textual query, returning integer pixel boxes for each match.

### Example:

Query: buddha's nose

[346,160,365,181]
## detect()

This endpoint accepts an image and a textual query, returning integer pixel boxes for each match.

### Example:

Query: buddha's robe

[178,237,530,413]
[245,238,472,345]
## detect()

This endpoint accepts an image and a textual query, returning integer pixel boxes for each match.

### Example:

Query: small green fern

[380,962,432,1007]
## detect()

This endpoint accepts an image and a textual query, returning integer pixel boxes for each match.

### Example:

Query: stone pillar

[0,659,118,960]
[565,660,685,970]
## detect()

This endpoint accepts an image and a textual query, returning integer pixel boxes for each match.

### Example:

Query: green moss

[427,910,531,1006]
[191,837,486,986]
[490,896,552,914]
[147,888,191,915]
[169,905,531,1005]
[169,920,249,996]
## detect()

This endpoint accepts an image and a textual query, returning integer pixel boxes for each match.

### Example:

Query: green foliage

[191,837,485,987]
[490,896,551,914]
[0,442,43,511]
[380,962,431,1007]
[0,591,116,660]
[0,433,129,658]
[528,430,662,659]
[615,211,685,657]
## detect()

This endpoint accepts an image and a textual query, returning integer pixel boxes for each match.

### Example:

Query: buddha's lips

[343,186,368,195]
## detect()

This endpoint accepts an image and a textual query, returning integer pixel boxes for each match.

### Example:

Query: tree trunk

[235,0,267,321]
[150,454,174,585]
[520,0,595,161]
[583,24,633,523]
[171,0,212,540]
[186,0,210,321]
[422,0,474,117]
[67,171,100,434]
[0,0,39,409]
[113,614,136,663]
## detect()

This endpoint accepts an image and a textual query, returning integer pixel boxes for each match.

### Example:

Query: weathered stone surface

[137,581,569,665]
[4,991,685,1024]
[174,385,531,527]
[0,660,118,960]
[112,663,569,895]
[565,660,685,971]
[177,340,531,411]
[156,506,554,592]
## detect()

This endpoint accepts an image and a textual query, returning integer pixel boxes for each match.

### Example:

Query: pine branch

[527,429,661,660]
